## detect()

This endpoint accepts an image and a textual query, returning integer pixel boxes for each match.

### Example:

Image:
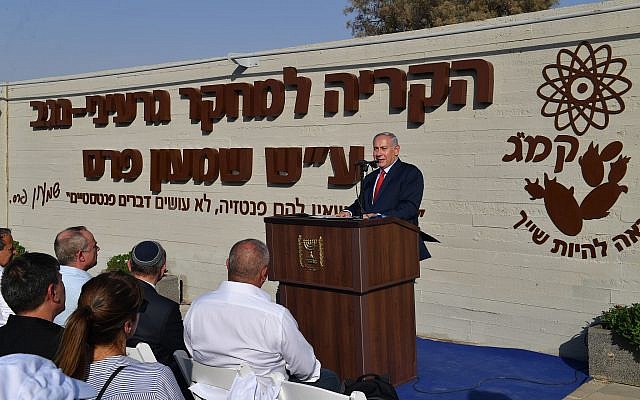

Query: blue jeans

[289,368,341,392]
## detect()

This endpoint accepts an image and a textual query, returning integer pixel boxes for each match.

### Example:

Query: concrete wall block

[4,0,640,361]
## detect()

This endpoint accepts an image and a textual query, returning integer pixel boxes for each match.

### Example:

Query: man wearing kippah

[126,240,192,399]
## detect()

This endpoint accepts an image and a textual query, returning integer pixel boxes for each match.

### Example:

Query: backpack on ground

[343,373,399,400]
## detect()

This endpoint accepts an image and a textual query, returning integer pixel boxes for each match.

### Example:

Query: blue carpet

[396,338,589,400]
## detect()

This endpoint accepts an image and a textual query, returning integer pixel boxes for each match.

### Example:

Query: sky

[0,0,602,83]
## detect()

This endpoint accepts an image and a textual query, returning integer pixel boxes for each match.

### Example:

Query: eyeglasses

[82,243,100,253]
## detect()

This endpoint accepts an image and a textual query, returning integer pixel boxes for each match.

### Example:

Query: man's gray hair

[54,226,88,265]
[228,239,270,279]
[373,132,399,147]
[0,228,11,251]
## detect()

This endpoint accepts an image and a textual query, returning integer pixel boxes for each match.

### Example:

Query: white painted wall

[4,0,640,360]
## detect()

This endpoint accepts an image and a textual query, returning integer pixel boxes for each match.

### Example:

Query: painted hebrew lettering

[327,146,365,186]
[325,73,359,114]
[449,59,494,106]
[265,148,303,184]
[283,67,311,115]
[253,79,285,118]
[407,62,449,125]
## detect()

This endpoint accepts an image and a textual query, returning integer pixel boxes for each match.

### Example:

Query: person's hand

[362,213,379,219]
[336,211,351,217]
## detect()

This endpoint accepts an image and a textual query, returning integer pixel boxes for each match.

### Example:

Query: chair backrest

[172,350,240,390]
[125,342,157,362]
[277,380,367,400]
[191,360,240,390]
[173,350,193,383]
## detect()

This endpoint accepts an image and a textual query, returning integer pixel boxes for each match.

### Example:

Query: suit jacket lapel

[374,159,402,203]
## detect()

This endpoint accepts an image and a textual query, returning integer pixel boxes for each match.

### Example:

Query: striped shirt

[86,355,185,400]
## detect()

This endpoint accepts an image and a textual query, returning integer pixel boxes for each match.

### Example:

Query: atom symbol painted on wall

[537,41,632,136]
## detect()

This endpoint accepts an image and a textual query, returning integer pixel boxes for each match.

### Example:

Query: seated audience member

[126,240,191,398]
[184,238,341,392]
[0,253,65,360]
[53,226,99,326]
[0,227,18,326]
[0,353,96,400]
[55,271,185,400]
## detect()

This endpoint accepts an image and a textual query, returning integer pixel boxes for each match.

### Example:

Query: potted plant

[106,253,130,274]
[12,240,26,256]
[105,252,181,303]
[588,303,640,386]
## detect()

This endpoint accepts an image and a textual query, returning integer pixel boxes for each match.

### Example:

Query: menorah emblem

[297,234,325,271]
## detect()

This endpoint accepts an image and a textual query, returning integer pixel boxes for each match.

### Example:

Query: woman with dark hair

[55,271,184,399]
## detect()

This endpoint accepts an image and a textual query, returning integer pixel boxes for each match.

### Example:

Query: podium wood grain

[265,216,419,385]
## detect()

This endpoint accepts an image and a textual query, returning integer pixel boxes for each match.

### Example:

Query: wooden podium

[264,215,420,385]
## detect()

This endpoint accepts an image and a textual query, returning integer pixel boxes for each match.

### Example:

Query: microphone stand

[357,163,369,218]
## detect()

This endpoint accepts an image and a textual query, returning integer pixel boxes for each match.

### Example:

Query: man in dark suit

[126,240,192,398]
[0,252,65,360]
[338,132,431,260]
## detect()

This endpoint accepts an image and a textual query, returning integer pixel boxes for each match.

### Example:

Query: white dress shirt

[0,267,14,326]
[184,281,321,381]
[54,265,92,326]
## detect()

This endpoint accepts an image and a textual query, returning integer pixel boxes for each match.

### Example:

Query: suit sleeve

[161,303,187,354]
[344,173,376,217]
[345,199,362,217]
[378,165,423,221]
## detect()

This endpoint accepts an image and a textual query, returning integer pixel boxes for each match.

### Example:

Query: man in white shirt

[0,228,18,326]
[184,238,340,392]
[53,226,99,326]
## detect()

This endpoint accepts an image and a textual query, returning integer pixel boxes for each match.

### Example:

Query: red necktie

[373,170,386,203]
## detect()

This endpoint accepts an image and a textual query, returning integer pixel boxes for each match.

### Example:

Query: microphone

[356,160,379,169]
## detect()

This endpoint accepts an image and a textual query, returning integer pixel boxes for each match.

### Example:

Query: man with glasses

[0,228,18,326]
[53,226,99,326]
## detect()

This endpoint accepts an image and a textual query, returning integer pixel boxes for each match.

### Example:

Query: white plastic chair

[174,350,239,389]
[277,380,367,400]
[174,350,193,383]
[173,350,242,399]
[125,342,157,362]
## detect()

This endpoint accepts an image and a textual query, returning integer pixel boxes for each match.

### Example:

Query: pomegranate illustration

[608,155,630,184]
[525,173,582,236]
[578,141,623,187]
[524,141,630,236]
[579,143,604,187]
[580,182,628,220]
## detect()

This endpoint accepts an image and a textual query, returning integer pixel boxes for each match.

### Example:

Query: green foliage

[344,0,559,37]
[601,303,640,350]
[106,253,131,274]
[12,240,26,256]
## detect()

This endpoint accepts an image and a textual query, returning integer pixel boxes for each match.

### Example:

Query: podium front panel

[280,281,417,385]
[266,217,419,293]
[265,216,419,385]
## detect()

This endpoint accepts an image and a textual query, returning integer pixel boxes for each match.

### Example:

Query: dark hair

[55,271,143,379]
[0,228,12,251]
[0,252,60,314]
[54,226,88,264]
[228,239,269,279]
